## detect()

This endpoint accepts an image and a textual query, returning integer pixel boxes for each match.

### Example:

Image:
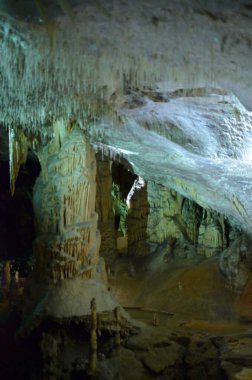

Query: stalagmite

[31,122,100,283]
[21,121,131,335]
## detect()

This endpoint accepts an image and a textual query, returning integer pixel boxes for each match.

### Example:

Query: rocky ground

[105,253,252,380]
[0,253,252,379]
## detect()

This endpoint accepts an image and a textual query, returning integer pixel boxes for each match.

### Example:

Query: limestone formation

[95,157,116,264]
[220,235,252,290]
[32,121,100,283]
[8,127,28,196]
[127,177,149,256]
[147,181,240,259]
[197,210,227,257]
[20,121,128,333]
[147,182,183,253]
[181,198,202,245]
[2,1,252,378]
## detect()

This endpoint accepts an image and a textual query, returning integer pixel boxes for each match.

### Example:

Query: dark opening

[0,151,41,277]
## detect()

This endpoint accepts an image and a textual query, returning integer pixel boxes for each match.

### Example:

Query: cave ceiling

[1,0,252,232]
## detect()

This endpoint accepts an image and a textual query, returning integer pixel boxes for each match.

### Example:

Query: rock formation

[128,181,228,259]
[127,177,149,256]
[8,127,28,196]
[220,234,252,290]
[95,157,116,264]
[1,1,252,378]
[197,210,227,257]
[21,121,128,333]
[147,182,183,253]
[33,121,100,284]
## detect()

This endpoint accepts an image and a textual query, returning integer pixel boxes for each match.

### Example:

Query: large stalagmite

[33,122,100,283]
[21,122,125,332]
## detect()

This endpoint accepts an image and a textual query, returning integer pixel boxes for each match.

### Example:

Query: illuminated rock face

[88,91,252,235]
[197,210,227,258]
[126,181,229,258]
[147,182,183,248]
[33,122,100,283]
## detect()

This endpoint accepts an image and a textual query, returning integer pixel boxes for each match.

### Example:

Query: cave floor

[109,253,251,323]
[106,253,252,379]
[0,254,252,379]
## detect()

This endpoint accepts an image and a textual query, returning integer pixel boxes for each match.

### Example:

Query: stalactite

[8,127,28,196]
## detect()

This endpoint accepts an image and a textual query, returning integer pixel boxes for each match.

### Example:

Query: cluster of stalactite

[32,122,100,283]
[2,0,244,133]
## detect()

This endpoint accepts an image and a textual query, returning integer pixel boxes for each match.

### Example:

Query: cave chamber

[1,1,252,379]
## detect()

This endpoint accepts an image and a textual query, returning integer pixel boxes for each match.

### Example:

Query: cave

[1,1,252,379]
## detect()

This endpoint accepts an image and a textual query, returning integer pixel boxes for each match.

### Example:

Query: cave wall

[147,182,231,258]
[125,179,233,259]
[197,209,228,257]
[147,181,183,254]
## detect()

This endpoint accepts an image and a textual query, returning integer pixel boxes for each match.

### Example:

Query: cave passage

[0,152,41,277]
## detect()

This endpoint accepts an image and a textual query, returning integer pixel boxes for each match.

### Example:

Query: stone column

[127,177,149,256]
[95,156,116,265]
[33,123,100,283]
[22,122,123,331]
